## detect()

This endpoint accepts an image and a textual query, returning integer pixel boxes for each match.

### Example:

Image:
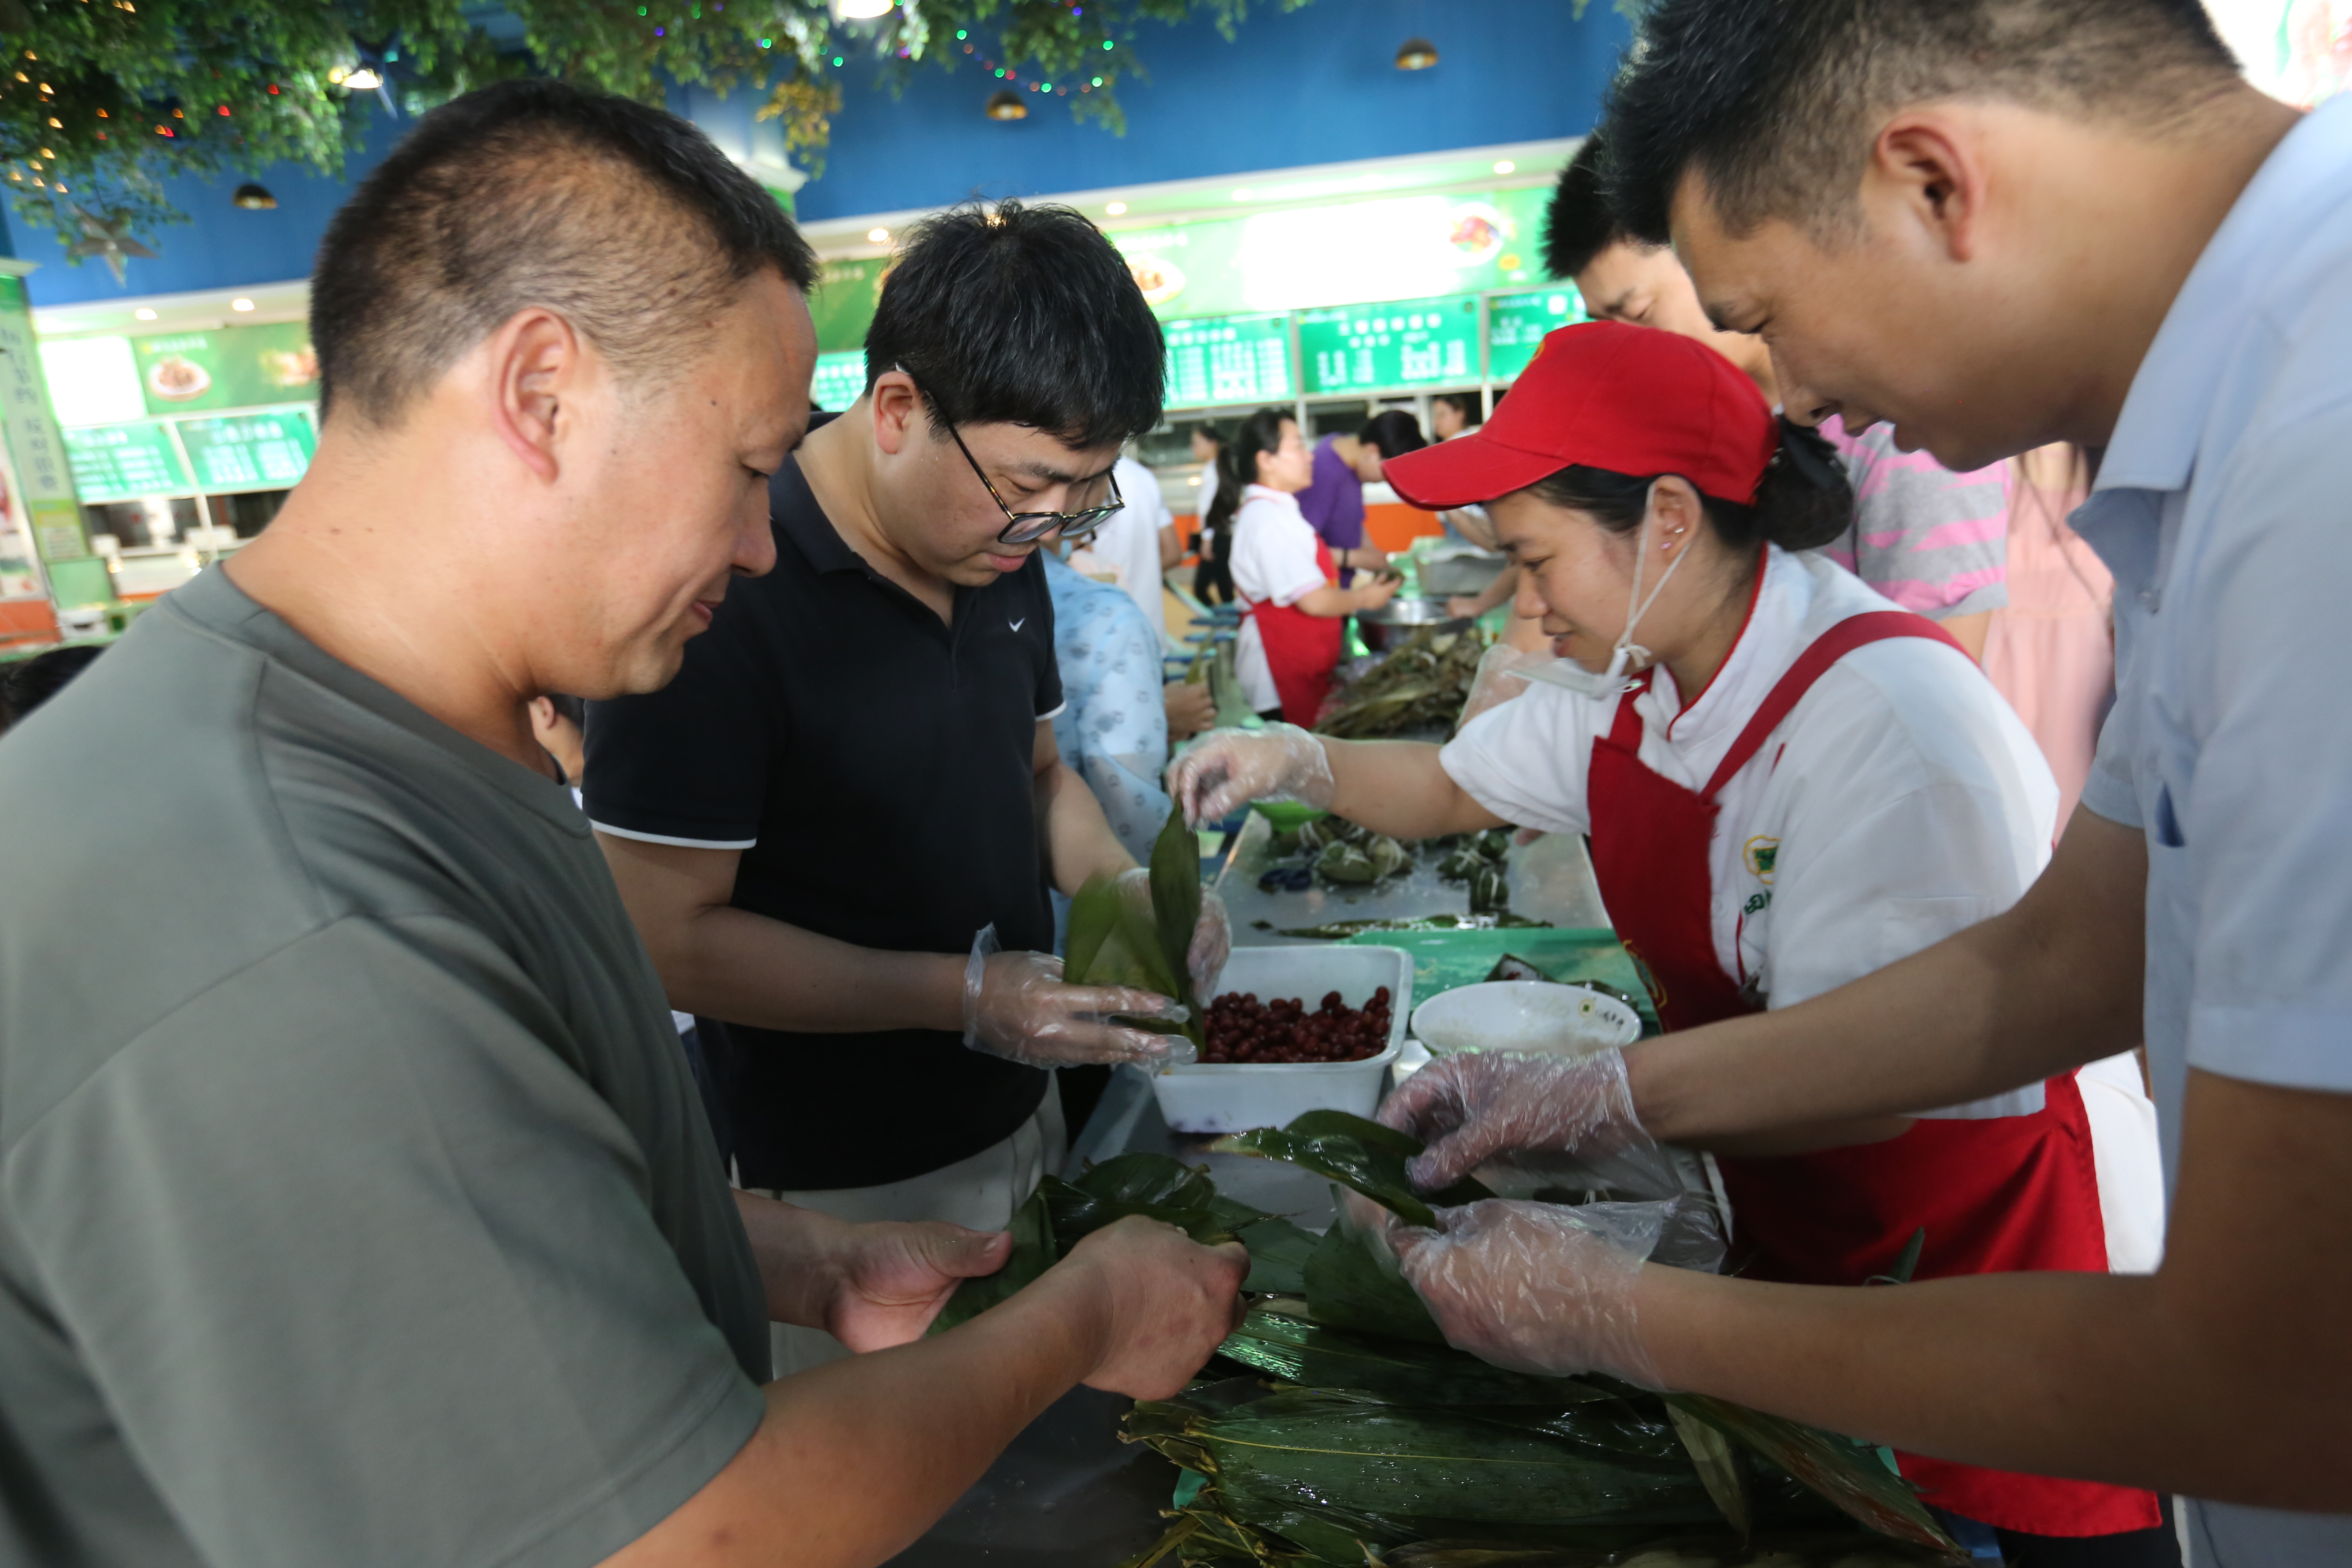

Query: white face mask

[1520,481,1691,701]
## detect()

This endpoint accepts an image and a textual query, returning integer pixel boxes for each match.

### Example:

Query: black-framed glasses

[943,421,1126,546]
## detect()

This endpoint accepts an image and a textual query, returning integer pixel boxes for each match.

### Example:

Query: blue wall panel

[785,0,1627,220]
[7,1,1628,306]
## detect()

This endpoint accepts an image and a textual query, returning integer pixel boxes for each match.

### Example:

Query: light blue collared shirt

[2073,93,2352,1568]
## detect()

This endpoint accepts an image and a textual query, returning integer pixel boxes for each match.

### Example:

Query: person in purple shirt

[1296,409,1427,582]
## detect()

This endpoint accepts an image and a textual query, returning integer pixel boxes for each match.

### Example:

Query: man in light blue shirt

[1357,2,2352,1562]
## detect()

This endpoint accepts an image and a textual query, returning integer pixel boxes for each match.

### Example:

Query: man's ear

[1870,112,1987,263]
[485,308,588,482]
[869,370,924,457]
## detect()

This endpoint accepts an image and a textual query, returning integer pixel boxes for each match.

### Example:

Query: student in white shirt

[1214,407,1396,724]
[1085,453,1176,643]
[1169,322,2168,1554]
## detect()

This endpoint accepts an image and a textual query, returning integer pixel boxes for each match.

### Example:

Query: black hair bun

[1755,416,1855,551]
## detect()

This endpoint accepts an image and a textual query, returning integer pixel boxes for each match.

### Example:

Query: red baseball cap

[1383,319,1778,510]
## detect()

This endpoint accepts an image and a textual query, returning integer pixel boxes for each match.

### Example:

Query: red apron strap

[1604,670,1652,751]
[1699,611,1964,799]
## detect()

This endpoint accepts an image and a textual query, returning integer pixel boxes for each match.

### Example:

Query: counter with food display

[38,318,320,601]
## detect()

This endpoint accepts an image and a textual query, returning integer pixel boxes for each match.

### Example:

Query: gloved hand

[1459,644,1551,726]
[962,924,1196,1068]
[1165,723,1336,829]
[1391,1197,1670,1388]
[1189,883,1234,999]
[1377,1047,1646,1189]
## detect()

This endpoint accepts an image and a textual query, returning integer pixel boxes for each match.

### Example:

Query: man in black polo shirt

[585,201,1227,1374]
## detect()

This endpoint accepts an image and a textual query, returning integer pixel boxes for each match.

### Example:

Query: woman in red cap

[1169,321,2170,1560]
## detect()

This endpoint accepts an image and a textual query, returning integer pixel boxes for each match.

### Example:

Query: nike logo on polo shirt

[1010,618,1028,632]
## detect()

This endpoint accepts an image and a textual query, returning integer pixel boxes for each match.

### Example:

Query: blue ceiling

[6,0,1629,307]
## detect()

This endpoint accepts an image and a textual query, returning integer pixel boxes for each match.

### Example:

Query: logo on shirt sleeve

[1743,835,1779,883]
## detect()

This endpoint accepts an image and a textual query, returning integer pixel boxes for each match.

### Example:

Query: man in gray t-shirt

[0,82,1243,1568]
[0,568,770,1564]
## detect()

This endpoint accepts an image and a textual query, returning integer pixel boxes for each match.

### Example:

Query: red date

[1199,987,1393,1064]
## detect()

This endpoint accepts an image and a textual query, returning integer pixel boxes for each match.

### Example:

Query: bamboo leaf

[1192,1390,1719,1528]
[1064,872,1121,985]
[1212,1117,1495,1228]
[926,1186,1056,1335]
[1220,1307,1613,1408]
[1234,1216,1321,1295]
[1660,1393,1960,1556]
[1151,803,1205,1006]
[1280,1108,1424,1157]
[1303,1203,1448,1344]
[1666,1405,1752,1541]
[1040,1174,1226,1246]
[1076,1152,1218,1211]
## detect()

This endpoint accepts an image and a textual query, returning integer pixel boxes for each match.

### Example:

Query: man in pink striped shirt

[1545,136,2007,656]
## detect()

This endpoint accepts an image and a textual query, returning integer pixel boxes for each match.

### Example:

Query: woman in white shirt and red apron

[1214,408,1399,724]
[1169,323,2172,1562]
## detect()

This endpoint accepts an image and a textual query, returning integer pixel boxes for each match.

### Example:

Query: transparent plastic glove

[1459,644,1552,726]
[1392,1197,1670,1388]
[1165,723,1336,829]
[1101,870,1232,1002]
[962,923,1195,1068]
[1378,1047,1645,1190]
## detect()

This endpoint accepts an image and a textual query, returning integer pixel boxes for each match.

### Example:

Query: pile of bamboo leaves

[933,1112,1964,1567]
[1319,629,1491,740]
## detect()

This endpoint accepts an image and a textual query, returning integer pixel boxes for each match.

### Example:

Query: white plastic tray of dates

[1147,945,1412,1135]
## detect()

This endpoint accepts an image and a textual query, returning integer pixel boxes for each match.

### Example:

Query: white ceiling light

[1232,188,1252,202]
[231,297,255,312]
[1105,201,1127,215]
[866,226,889,243]
[1492,160,1515,174]
[343,67,382,91]
[134,307,157,321]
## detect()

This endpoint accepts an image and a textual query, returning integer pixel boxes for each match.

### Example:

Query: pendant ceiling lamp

[1395,37,1439,70]
[985,89,1029,121]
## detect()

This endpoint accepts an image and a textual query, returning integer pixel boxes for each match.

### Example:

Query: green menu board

[1487,287,1585,383]
[810,349,869,413]
[811,257,887,354]
[1163,314,1294,408]
[1298,294,1482,395]
[62,421,193,503]
[132,322,318,416]
[175,409,316,492]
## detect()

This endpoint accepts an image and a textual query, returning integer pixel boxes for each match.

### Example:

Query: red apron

[1587,610,2158,1537]
[1242,539,1345,725]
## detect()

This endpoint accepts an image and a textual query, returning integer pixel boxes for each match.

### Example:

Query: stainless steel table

[1216,811,1611,945]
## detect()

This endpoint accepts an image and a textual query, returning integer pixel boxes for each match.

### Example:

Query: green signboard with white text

[175,409,316,493]
[811,349,869,412]
[1163,313,1294,408]
[1487,287,1586,383]
[1298,294,1483,396]
[62,420,193,504]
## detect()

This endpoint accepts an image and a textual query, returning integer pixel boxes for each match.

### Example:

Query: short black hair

[1601,0,2241,245]
[0,642,103,734]
[865,200,1165,450]
[312,79,817,426]
[1358,409,1427,462]
[1543,135,1627,281]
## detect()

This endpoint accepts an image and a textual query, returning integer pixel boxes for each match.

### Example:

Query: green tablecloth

[1343,926,1658,1029]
